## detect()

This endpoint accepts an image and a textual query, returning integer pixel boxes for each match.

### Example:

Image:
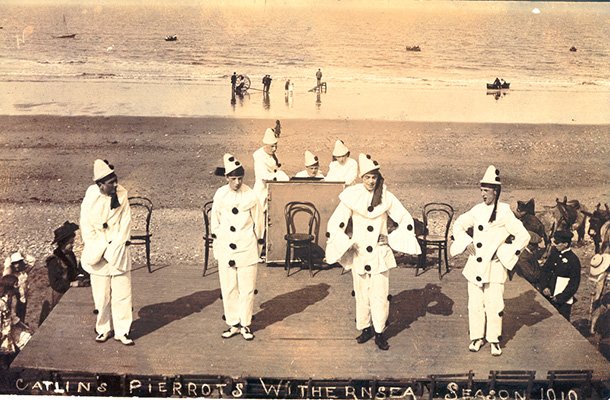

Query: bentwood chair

[202,200,214,276]
[128,196,153,273]
[284,201,320,277]
[416,202,454,280]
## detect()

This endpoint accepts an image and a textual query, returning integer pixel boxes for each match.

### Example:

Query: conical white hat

[93,159,114,182]
[480,165,501,186]
[223,153,242,176]
[262,128,278,145]
[332,140,349,157]
[358,153,380,177]
[304,150,319,167]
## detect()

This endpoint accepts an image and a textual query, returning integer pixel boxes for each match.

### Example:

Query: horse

[536,197,588,247]
[582,203,610,253]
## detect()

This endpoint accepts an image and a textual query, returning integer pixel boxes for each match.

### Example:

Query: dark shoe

[356,327,374,344]
[375,332,389,351]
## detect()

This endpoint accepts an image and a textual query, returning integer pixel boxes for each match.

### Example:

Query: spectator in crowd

[46,221,90,308]
[0,275,31,370]
[450,165,529,356]
[539,230,581,321]
[80,159,134,346]
[3,252,30,323]
[513,232,543,287]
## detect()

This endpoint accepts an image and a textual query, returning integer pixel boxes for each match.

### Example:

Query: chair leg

[203,242,209,277]
[285,243,291,276]
[308,242,313,277]
[437,245,442,280]
[416,241,426,276]
[444,244,450,275]
[146,239,152,273]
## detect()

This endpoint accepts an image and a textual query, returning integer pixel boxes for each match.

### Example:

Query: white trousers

[467,281,504,342]
[218,264,258,327]
[352,270,389,333]
[89,272,133,337]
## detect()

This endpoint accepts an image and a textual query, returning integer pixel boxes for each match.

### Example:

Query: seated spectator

[3,252,30,323]
[0,275,32,370]
[46,221,90,307]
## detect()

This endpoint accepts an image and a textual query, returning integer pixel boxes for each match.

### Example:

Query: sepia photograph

[0,0,608,398]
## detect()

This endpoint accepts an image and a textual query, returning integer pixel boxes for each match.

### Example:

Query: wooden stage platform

[6,262,610,398]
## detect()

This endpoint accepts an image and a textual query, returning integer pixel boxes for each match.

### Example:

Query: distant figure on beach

[252,128,289,210]
[235,75,246,95]
[539,230,581,321]
[450,165,529,357]
[294,150,324,178]
[211,153,264,341]
[285,79,290,93]
[325,153,421,351]
[289,81,294,94]
[262,75,272,93]
[0,274,32,370]
[46,221,90,308]
[80,159,134,346]
[3,252,31,323]
[274,120,281,138]
[231,72,237,92]
[316,68,322,87]
[326,139,358,186]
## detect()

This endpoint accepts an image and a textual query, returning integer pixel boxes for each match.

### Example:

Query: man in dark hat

[450,165,530,356]
[46,221,89,307]
[538,230,581,321]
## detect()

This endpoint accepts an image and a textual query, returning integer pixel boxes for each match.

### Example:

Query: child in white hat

[3,252,31,323]
[450,165,530,356]
[294,150,325,179]
[588,253,609,335]
[326,139,358,185]
[211,153,264,341]
[325,153,421,351]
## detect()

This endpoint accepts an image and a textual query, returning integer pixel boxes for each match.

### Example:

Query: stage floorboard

[11,263,610,382]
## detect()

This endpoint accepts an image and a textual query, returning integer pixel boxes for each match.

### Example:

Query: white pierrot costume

[450,165,529,345]
[252,128,289,208]
[80,159,133,338]
[295,150,325,178]
[211,153,264,328]
[326,140,358,185]
[326,154,420,333]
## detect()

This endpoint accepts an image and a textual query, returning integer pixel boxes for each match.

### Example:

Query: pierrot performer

[325,153,421,351]
[211,153,264,341]
[450,165,530,356]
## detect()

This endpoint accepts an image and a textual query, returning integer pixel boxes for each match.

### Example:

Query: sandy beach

[0,115,608,343]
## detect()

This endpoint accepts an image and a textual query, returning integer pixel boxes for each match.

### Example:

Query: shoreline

[1,80,609,124]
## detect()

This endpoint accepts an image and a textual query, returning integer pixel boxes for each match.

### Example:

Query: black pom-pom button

[476,243,482,248]
[373,160,379,166]
[339,222,345,228]
[219,294,223,300]
[515,250,521,255]
[366,154,371,159]
[228,156,235,162]
[367,225,374,232]
[211,233,217,239]
[228,260,236,267]
[366,246,373,252]
[232,207,239,214]
[476,257,482,262]
[235,161,241,166]
[364,265,371,272]
[230,226,236,232]
[367,206,374,212]
[351,290,355,297]
[407,224,413,231]
[103,223,108,229]
[229,243,237,250]
[498,311,504,317]
[254,289,259,295]
[93,309,99,315]
[478,225,484,231]
[257,238,264,244]
[222,315,226,321]
[387,294,392,301]
[325,232,330,238]
[495,169,500,175]
[476,276,482,282]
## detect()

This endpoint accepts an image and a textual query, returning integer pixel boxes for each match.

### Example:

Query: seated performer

[252,128,290,210]
[294,150,325,179]
[326,139,358,185]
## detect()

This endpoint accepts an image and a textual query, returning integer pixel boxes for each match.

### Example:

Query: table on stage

[265,180,344,264]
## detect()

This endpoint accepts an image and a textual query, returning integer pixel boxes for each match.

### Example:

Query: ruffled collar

[339,184,389,218]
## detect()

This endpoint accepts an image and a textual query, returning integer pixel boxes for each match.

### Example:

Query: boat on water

[405,45,421,52]
[487,80,510,90]
[165,35,177,41]
[53,15,76,39]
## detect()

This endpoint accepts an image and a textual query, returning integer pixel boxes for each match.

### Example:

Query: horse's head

[555,197,578,230]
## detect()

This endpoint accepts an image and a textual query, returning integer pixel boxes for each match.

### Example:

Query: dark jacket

[538,247,581,305]
[46,249,85,294]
